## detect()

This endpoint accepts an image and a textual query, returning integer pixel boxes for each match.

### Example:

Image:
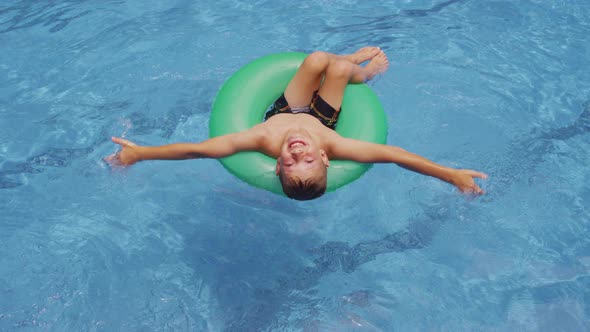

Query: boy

[106,47,487,200]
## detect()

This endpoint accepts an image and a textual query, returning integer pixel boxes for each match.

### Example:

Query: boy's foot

[363,51,389,81]
[344,46,381,65]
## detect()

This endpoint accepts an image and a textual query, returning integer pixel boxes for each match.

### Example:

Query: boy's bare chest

[259,113,331,156]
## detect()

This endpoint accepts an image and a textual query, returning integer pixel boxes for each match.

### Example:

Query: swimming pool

[1,0,589,330]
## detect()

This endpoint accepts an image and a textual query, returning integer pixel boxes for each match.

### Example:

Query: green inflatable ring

[210,52,388,195]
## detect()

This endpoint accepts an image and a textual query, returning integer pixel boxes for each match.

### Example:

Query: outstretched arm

[330,138,487,194]
[105,130,264,166]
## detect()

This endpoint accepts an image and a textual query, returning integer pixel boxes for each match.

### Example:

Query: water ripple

[0,1,96,34]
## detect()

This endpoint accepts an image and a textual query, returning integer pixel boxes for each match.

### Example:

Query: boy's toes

[351,46,381,64]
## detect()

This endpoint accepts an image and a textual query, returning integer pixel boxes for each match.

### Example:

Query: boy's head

[275,133,330,200]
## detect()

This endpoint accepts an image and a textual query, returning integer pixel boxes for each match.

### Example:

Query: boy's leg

[317,51,389,110]
[284,48,381,107]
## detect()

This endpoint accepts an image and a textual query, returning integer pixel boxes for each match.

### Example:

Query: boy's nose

[291,149,304,158]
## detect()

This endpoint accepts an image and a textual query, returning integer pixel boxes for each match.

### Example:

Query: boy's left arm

[330,138,487,194]
[105,129,265,166]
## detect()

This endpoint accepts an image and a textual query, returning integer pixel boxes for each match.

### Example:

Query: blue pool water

[1,0,590,330]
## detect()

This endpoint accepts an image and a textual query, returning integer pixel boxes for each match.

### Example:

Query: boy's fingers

[463,184,485,195]
[103,152,122,166]
[111,137,136,147]
[111,137,124,145]
[464,169,488,179]
[473,185,485,195]
[476,172,488,179]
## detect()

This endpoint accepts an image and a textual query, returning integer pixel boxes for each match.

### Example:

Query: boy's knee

[303,51,330,72]
[325,59,354,79]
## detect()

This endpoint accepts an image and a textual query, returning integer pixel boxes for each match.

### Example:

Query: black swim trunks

[263,91,341,130]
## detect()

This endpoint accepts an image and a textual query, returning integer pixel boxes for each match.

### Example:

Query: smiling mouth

[289,140,306,149]
[287,137,307,150]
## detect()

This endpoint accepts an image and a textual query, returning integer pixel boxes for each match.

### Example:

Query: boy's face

[275,133,329,177]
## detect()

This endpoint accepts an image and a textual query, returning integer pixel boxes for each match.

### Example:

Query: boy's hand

[449,169,487,195]
[104,137,141,166]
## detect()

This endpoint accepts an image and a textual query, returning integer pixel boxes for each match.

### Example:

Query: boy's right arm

[105,130,264,166]
[329,137,487,194]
